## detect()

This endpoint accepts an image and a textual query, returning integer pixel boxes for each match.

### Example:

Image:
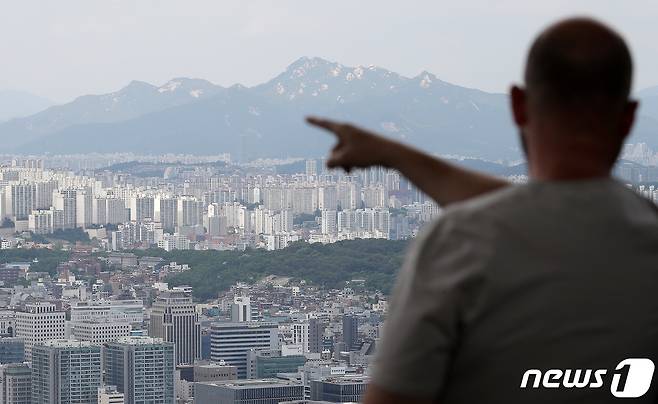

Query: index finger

[306,116,341,133]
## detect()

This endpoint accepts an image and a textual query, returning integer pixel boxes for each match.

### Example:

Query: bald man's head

[511,18,638,179]
[524,18,632,119]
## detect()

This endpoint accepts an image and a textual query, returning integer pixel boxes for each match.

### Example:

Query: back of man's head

[524,18,632,125]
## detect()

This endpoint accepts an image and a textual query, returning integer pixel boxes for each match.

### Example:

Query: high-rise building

[70,321,131,344]
[291,322,309,353]
[321,210,337,235]
[291,186,316,214]
[31,340,102,404]
[308,318,325,354]
[177,196,203,228]
[15,303,66,362]
[221,202,247,229]
[231,296,251,322]
[104,336,175,404]
[4,182,36,221]
[75,189,93,229]
[10,159,43,170]
[305,159,318,177]
[98,385,125,404]
[156,196,178,231]
[94,197,129,225]
[342,314,359,351]
[28,209,56,234]
[128,196,154,223]
[92,197,107,225]
[52,189,77,229]
[69,299,144,325]
[210,322,279,379]
[318,186,338,211]
[246,349,307,379]
[337,209,356,233]
[207,215,228,236]
[195,379,304,404]
[0,338,24,364]
[363,185,387,208]
[149,290,201,365]
[35,181,58,210]
[0,363,31,404]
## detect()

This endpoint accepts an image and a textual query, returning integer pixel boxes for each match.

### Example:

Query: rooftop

[317,375,371,385]
[1,363,30,374]
[42,339,96,348]
[211,321,278,329]
[195,361,237,369]
[197,378,302,390]
[114,336,165,345]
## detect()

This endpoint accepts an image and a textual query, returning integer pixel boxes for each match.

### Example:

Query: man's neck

[526,132,616,181]
[529,162,611,181]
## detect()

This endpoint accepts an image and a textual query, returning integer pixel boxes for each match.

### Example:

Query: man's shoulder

[432,184,533,233]
[425,179,658,257]
[442,178,657,224]
[413,187,523,262]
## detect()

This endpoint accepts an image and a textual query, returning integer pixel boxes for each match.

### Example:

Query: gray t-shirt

[373,178,658,403]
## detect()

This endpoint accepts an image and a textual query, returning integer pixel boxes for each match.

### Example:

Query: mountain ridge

[3,57,657,160]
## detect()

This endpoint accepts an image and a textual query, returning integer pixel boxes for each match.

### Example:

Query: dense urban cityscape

[0,152,429,404]
[0,147,655,403]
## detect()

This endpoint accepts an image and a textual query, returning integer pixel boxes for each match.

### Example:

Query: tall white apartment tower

[305,159,318,177]
[14,303,65,362]
[5,182,36,221]
[149,290,201,365]
[177,196,203,228]
[52,189,77,229]
[156,196,178,231]
[75,189,93,229]
[129,196,155,223]
[318,186,338,211]
[231,296,252,322]
[292,322,310,353]
[35,181,58,210]
[321,210,337,235]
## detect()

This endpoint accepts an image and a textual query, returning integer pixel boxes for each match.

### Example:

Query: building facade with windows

[210,322,279,379]
[14,303,65,362]
[149,290,201,365]
[0,363,31,404]
[31,340,102,404]
[104,336,175,404]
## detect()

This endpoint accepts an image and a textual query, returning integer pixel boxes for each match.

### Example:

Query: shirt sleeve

[371,213,486,399]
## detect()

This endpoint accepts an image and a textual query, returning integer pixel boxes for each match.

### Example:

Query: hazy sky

[1,0,658,103]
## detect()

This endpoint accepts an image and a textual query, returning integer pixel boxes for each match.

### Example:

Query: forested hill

[141,239,409,300]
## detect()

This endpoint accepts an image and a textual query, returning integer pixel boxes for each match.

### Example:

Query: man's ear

[619,100,638,139]
[510,85,527,127]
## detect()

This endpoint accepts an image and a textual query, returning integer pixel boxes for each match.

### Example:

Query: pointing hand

[306,117,395,172]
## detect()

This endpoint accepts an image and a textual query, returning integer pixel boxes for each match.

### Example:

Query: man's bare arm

[307,117,509,206]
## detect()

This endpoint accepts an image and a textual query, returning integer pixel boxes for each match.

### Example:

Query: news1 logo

[520,358,655,398]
